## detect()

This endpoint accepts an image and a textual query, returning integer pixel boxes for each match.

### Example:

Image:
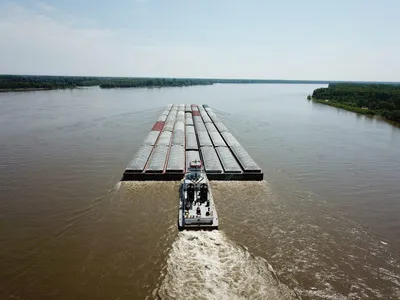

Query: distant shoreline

[0,86,91,93]
[2,74,400,93]
[0,75,216,92]
[0,87,63,93]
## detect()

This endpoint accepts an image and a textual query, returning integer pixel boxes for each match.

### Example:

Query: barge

[123,104,263,181]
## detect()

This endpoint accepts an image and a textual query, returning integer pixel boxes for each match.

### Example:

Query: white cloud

[0,3,240,77]
[0,2,399,81]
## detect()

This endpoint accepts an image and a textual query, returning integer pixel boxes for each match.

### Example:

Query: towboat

[178,160,218,230]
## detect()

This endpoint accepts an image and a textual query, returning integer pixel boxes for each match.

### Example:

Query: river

[0,84,399,299]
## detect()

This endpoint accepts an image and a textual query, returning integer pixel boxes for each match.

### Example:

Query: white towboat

[178,160,219,230]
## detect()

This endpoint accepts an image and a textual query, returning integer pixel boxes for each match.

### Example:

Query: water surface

[0,85,399,299]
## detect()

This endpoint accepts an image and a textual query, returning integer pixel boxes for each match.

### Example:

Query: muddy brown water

[0,85,399,299]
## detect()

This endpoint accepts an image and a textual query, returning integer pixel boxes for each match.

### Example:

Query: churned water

[157,230,296,300]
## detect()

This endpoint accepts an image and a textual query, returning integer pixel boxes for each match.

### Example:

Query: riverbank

[310,83,400,126]
[312,99,376,115]
[0,83,213,93]
[0,88,54,92]
[4,74,400,93]
[0,87,84,93]
[0,75,215,92]
[310,98,400,127]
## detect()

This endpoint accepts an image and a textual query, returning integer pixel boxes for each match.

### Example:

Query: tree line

[1,75,351,92]
[312,83,400,123]
[99,78,213,88]
[0,75,216,91]
[0,75,104,90]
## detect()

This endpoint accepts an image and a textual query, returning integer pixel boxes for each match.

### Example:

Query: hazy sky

[0,0,399,81]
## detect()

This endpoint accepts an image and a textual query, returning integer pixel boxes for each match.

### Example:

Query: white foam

[114,181,122,191]
[156,230,296,300]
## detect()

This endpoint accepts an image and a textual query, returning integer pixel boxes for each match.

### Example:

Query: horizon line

[1,74,399,84]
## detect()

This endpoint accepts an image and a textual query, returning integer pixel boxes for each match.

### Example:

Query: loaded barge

[122,104,263,181]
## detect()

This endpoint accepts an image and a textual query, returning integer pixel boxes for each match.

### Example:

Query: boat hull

[178,215,219,231]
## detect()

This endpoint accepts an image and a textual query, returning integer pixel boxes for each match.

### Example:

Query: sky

[0,0,399,81]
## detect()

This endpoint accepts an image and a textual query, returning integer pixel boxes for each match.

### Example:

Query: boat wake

[155,230,297,300]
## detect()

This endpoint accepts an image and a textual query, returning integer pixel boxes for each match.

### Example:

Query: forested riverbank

[0,75,215,91]
[99,78,213,88]
[1,74,358,92]
[310,83,400,124]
